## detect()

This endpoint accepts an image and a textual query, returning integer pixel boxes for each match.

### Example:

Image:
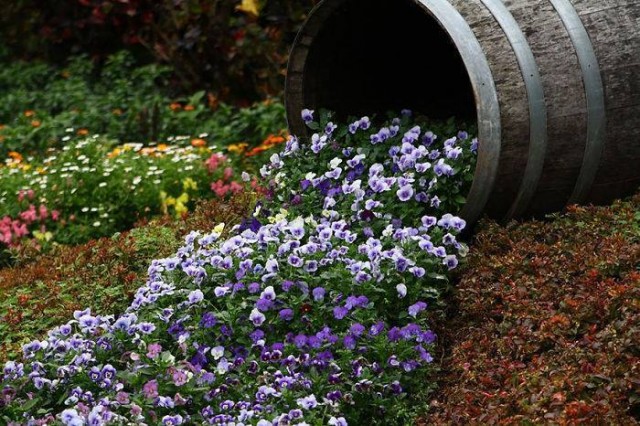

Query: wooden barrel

[285,0,640,224]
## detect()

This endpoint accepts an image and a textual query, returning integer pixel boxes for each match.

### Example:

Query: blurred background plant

[0,0,317,103]
[0,51,288,159]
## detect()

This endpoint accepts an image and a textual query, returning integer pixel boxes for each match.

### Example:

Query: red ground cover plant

[0,195,252,361]
[422,195,640,424]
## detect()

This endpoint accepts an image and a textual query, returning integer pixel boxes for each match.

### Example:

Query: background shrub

[0,0,317,102]
[0,51,287,158]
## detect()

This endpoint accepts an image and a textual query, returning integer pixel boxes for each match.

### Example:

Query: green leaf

[21,398,40,412]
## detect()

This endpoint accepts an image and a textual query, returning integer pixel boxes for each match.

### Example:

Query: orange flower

[0,124,5,130]
[8,151,23,162]
[191,138,207,148]
[184,105,195,111]
[31,120,41,128]
[245,146,268,157]
[77,128,89,136]
[262,134,286,147]
[169,103,182,112]
[24,110,35,117]
[157,143,169,152]
[107,148,122,159]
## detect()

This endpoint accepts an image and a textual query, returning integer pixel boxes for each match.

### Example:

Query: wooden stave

[285,0,640,222]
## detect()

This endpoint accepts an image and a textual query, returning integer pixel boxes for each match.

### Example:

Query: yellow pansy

[213,223,225,235]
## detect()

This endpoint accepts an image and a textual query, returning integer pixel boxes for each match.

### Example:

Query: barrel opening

[303,0,477,123]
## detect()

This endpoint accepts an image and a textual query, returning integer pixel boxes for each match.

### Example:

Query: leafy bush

[0,135,249,249]
[0,51,287,158]
[0,0,317,101]
[0,111,476,424]
[425,195,640,424]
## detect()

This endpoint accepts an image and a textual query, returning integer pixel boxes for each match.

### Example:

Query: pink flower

[130,404,142,416]
[0,231,10,244]
[229,181,244,194]
[142,380,159,399]
[38,204,48,220]
[147,343,162,359]
[211,180,230,198]
[206,153,227,173]
[115,391,130,404]
[12,222,28,239]
[223,167,234,180]
[51,210,60,221]
[171,369,189,386]
[174,393,188,406]
[19,205,37,223]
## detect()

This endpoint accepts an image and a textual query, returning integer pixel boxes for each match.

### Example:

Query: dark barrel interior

[302,0,477,122]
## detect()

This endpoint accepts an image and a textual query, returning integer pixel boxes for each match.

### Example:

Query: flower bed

[0,196,254,363]
[0,110,478,424]
[0,134,261,253]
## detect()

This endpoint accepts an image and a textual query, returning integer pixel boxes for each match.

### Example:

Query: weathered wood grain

[285,0,640,221]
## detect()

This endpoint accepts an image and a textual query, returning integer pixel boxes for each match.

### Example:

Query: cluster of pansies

[0,110,477,424]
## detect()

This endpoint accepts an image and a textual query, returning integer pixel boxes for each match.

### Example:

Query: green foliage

[425,194,640,424]
[0,51,287,159]
[0,135,238,246]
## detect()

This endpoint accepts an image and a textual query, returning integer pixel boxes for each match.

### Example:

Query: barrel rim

[285,0,503,225]
[285,0,345,139]
[414,0,502,226]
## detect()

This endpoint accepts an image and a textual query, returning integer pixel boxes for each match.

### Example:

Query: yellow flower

[227,143,248,154]
[270,208,288,223]
[165,192,190,218]
[177,193,189,205]
[182,177,198,192]
[33,230,53,242]
[107,148,122,159]
[213,222,225,235]
[236,0,260,16]
[175,201,188,217]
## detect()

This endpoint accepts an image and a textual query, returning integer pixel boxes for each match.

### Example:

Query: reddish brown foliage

[0,196,252,360]
[424,195,640,425]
